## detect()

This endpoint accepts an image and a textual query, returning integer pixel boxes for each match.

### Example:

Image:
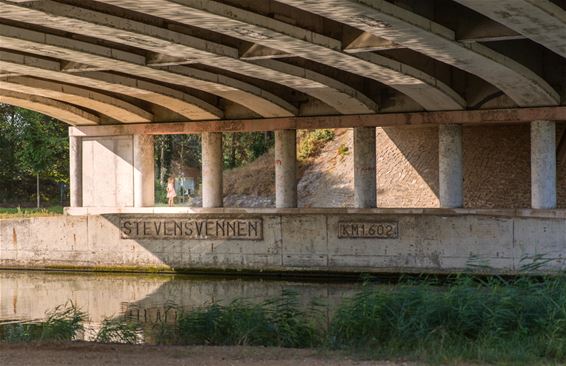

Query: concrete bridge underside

[1,0,566,211]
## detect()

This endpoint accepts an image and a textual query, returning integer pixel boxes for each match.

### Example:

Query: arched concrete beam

[0,76,153,123]
[0,89,100,125]
[0,0,376,114]
[0,23,296,118]
[0,51,222,120]
[274,0,559,107]
[454,0,566,59]
[90,0,465,111]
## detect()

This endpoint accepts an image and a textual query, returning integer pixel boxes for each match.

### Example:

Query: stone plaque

[338,221,398,239]
[120,217,263,240]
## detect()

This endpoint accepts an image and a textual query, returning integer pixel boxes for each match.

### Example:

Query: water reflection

[0,270,358,341]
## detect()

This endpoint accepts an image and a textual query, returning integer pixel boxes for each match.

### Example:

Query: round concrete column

[439,124,463,208]
[202,132,223,208]
[275,130,297,208]
[69,135,82,207]
[133,135,155,207]
[354,127,376,208]
[531,120,556,209]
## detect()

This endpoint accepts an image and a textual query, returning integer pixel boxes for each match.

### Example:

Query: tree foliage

[0,105,68,205]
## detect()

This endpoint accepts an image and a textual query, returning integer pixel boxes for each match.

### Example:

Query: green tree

[12,108,68,207]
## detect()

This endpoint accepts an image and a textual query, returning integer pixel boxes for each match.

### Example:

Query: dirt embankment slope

[222,129,354,208]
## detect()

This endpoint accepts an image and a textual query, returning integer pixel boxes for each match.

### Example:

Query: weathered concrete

[275,0,559,107]
[454,0,566,59]
[531,120,557,209]
[82,135,134,207]
[275,130,297,208]
[69,135,82,208]
[2,210,566,274]
[133,135,155,207]
[202,132,223,208]
[353,127,376,208]
[439,124,463,208]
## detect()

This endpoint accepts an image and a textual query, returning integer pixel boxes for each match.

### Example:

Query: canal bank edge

[0,211,565,275]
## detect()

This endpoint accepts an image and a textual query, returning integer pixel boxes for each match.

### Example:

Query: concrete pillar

[531,120,556,209]
[439,124,463,208]
[275,130,297,208]
[69,135,82,207]
[353,127,376,208]
[202,132,223,208]
[133,135,155,207]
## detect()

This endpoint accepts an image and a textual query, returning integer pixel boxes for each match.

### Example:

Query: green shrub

[298,129,335,160]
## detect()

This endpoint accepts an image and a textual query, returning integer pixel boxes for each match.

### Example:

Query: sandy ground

[0,343,414,366]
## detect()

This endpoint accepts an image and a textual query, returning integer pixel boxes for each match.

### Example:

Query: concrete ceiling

[0,0,565,125]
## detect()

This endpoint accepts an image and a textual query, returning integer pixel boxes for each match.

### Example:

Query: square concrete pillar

[439,124,463,208]
[531,120,556,209]
[275,130,297,208]
[69,134,82,208]
[353,127,376,208]
[202,132,223,208]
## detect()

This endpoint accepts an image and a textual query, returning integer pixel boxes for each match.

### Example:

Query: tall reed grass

[4,276,566,364]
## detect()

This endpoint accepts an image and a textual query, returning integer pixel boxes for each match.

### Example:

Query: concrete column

[202,132,223,208]
[275,130,297,208]
[69,135,82,207]
[439,124,463,208]
[133,135,155,207]
[531,120,556,209]
[353,127,376,208]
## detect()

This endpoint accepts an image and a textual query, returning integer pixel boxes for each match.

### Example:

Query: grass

[0,206,64,219]
[4,276,566,365]
[0,302,85,342]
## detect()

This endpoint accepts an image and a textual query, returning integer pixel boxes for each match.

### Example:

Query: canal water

[0,270,360,341]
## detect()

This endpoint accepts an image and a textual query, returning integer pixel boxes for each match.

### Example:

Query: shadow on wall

[384,124,566,208]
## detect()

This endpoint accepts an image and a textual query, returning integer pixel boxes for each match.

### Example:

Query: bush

[298,129,335,160]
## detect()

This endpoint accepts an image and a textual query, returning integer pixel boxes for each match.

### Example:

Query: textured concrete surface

[202,132,223,208]
[133,134,155,207]
[2,212,566,274]
[275,130,297,208]
[531,121,556,209]
[82,136,134,207]
[439,124,463,208]
[353,127,376,208]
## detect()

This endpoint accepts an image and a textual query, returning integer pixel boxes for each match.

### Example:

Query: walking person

[166,176,177,207]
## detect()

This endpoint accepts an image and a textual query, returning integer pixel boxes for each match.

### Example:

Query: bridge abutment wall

[1,210,565,275]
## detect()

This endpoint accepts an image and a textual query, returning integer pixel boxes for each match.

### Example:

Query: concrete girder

[0,24,296,118]
[0,0,376,114]
[0,89,100,125]
[0,51,222,121]
[87,0,465,111]
[0,76,153,123]
[274,0,560,107]
[454,0,566,59]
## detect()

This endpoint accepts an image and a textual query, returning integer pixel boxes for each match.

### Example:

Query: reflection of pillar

[69,135,82,207]
[133,135,155,207]
[531,120,556,209]
[439,124,463,208]
[354,127,376,208]
[202,132,223,208]
[275,130,297,208]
